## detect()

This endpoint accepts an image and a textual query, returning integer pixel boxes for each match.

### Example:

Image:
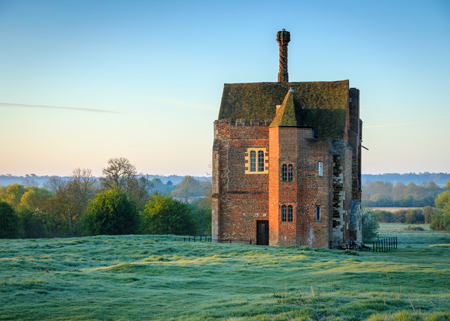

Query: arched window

[288,205,293,222]
[281,205,287,222]
[282,164,287,181]
[258,151,264,172]
[250,151,256,172]
[316,206,321,221]
[288,164,293,181]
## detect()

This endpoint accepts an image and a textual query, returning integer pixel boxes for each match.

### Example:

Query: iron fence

[372,237,397,252]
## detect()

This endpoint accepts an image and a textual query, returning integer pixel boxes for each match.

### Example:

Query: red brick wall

[213,120,270,243]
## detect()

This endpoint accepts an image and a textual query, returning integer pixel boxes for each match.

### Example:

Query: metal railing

[373,237,397,252]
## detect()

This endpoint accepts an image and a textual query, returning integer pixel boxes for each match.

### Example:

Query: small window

[282,205,287,222]
[250,151,256,172]
[318,161,323,177]
[288,205,293,222]
[258,151,264,172]
[288,164,293,181]
[316,206,321,221]
[282,164,287,181]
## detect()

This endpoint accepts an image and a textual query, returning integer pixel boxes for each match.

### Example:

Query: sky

[0,0,449,177]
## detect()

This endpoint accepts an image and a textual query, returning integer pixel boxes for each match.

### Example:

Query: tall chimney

[277,29,290,83]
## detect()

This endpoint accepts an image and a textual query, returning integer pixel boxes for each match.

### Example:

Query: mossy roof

[218,80,349,139]
[269,89,300,128]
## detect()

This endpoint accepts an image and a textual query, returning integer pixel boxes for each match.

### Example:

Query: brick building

[212,30,363,248]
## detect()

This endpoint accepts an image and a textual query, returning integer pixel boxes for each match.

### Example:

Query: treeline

[0,158,211,239]
[371,206,435,224]
[362,172,450,186]
[362,181,447,207]
[369,182,450,232]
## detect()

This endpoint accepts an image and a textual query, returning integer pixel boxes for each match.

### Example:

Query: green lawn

[1,224,450,320]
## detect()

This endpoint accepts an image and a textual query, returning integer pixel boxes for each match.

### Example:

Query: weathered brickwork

[211,30,363,248]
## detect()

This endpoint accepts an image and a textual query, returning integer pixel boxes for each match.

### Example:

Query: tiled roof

[218,80,349,139]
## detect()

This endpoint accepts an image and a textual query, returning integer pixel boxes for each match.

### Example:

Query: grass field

[1,224,450,320]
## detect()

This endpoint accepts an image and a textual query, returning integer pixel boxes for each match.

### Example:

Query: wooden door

[257,220,269,245]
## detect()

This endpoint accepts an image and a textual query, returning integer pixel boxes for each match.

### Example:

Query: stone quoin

[212,30,363,248]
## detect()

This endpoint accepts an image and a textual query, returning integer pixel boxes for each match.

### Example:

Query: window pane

[288,205,293,222]
[250,151,256,172]
[288,164,293,181]
[282,164,287,181]
[282,205,286,222]
[316,206,321,221]
[258,151,264,172]
[318,161,323,177]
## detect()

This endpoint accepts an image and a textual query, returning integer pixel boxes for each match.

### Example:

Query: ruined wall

[331,141,353,247]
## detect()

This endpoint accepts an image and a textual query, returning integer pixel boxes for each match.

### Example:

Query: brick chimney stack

[277,29,290,83]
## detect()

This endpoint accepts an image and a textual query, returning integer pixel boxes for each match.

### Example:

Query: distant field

[1,224,450,320]
[370,207,423,212]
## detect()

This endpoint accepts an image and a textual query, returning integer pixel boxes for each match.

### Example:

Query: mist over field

[0,174,210,187]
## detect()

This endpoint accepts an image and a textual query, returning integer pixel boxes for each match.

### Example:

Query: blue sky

[0,0,449,176]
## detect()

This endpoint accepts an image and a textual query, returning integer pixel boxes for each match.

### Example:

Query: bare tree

[100,158,154,209]
[44,168,98,235]
[100,157,138,194]
[70,168,98,213]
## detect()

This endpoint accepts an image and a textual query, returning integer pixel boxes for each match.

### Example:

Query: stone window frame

[245,148,268,174]
[281,205,287,222]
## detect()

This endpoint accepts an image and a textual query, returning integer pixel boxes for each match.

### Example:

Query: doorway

[257,220,269,245]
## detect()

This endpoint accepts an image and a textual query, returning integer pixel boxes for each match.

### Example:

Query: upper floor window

[288,205,293,222]
[288,164,293,181]
[282,165,287,181]
[245,148,268,174]
[281,205,287,222]
[250,151,256,172]
[316,206,321,221]
[258,151,264,172]
[318,161,323,177]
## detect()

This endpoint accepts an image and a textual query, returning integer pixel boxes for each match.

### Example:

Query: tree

[82,189,138,236]
[0,201,22,238]
[0,184,27,209]
[20,186,53,211]
[171,176,203,201]
[422,206,435,224]
[100,158,153,209]
[100,157,138,193]
[361,208,379,242]
[435,191,450,210]
[43,168,98,236]
[431,190,450,232]
[140,195,197,235]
